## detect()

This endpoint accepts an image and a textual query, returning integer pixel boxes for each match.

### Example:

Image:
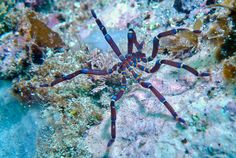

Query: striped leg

[107,76,126,148]
[159,60,209,76]
[140,81,187,126]
[40,64,119,87]
[128,29,144,51]
[138,59,210,77]
[127,64,143,83]
[141,28,201,63]
[127,29,134,55]
[91,10,125,61]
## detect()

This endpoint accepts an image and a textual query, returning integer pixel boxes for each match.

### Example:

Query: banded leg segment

[40,64,119,87]
[127,29,144,56]
[130,29,144,51]
[127,65,143,82]
[127,29,134,55]
[137,59,209,76]
[157,28,201,38]
[107,76,127,147]
[137,60,210,77]
[140,81,186,125]
[142,28,202,63]
[91,10,125,61]
[160,60,209,76]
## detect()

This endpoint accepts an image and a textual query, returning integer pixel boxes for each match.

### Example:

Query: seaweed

[18,10,65,64]
[209,0,236,61]
[219,11,236,61]
[223,57,236,83]
[26,11,64,49]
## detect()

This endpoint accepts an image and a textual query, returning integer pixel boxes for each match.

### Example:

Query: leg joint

[160,97,167,104]
[105,34,111,40]
[154,36,159,41]
[63,75,70,80]
[111,118,116,123]
[128,32,133,39]
[111,96,117,101]
[140,82,152,88]
[107,69,113,74]
[80,68,89,74]
[156,59,162,65]
[148,56,153,61]
[177,62,184,68]
[119,55,125,61]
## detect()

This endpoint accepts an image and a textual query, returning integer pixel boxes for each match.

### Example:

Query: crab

[40,10,210,148]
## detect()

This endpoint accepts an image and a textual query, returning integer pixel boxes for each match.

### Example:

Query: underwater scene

[0,0,235,157]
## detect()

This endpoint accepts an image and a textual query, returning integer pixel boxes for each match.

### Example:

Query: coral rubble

[0,0,18,35]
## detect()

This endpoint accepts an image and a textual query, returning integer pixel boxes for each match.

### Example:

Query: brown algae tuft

[26,11,65,49]
[223,57,236,83]
[18,10,65,64]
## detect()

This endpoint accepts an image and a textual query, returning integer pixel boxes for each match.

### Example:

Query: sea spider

[40,10,210,148]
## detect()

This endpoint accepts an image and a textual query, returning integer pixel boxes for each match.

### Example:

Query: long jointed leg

[141,28,201,63]
[140,81,187,126]
[160,60,209,76]
[127,29,134,55]
[127,65,143,82]
[40,64,119,87]
[127,29,144,56]
[132,29,144,51]
[150,59,209,76]
[137,59,210,77]
[91,10,125,61]
[107,76,127,148]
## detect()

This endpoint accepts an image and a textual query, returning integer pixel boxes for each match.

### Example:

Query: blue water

[84,29,127,52]
[0,80,42,158]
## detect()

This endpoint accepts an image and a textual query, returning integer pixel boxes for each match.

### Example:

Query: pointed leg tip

[177,117,188,128]
[200,72,210,77]
[107,139,115,148]
[193,30,202,34]
[91,9,97,18]
[40,84,49,87]
[199,69,213,82]
[199,69,212,77]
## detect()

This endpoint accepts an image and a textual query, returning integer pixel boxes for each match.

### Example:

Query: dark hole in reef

[24,0,54,12]
[217,11,236,61]
[173,0,190,14]
[31,44,45,64]
[206,0,216,5]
